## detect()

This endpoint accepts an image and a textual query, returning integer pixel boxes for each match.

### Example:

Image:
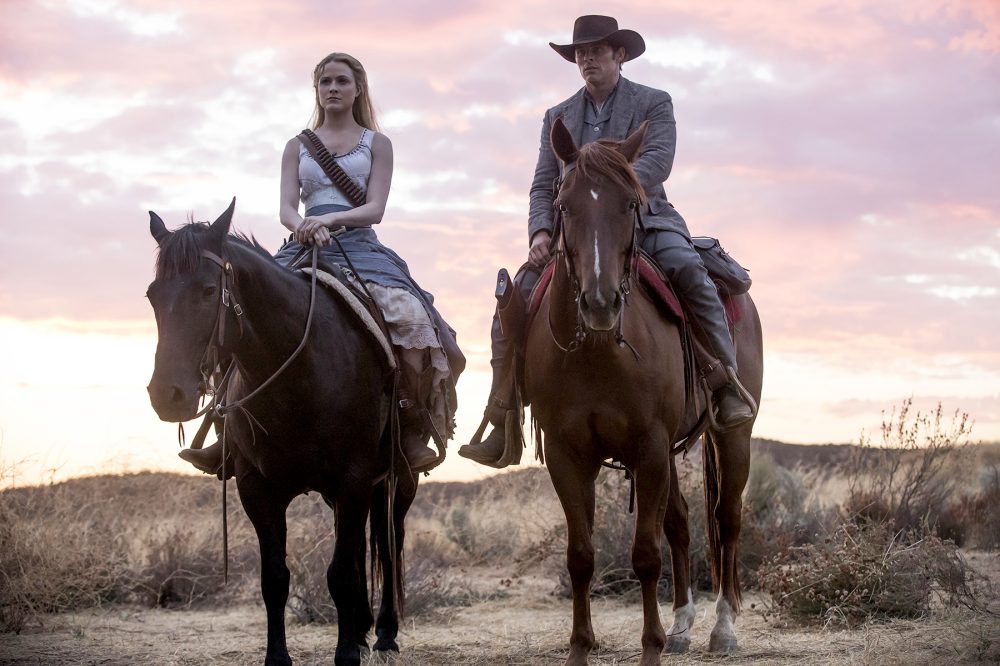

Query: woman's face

[316,60,359,114]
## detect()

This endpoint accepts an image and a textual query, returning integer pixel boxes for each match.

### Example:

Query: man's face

[575,41,625,89]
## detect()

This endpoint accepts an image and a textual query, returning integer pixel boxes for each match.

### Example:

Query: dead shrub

[758,521,975,627]
[846,399,971,536]
[0,467,130,632]
[285,525,337,624]
[400,554,483,617]
[957,465,1000,550]
[740,454,832,588]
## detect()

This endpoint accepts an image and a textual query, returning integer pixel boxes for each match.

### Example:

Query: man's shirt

[582,83,619,144]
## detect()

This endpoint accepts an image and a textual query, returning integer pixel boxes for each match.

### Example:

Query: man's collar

[584,79,620,108]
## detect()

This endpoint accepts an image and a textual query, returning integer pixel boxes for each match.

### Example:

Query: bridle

[548,163,644,357]
[189,243,321,420]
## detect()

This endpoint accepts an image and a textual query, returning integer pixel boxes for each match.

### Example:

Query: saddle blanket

[300,268,397,370]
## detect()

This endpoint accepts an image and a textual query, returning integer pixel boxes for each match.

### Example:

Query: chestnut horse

[526,118,763,664]
[145,201,417,666]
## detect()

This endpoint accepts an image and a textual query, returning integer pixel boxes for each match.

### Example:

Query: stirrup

[704,367,757,433]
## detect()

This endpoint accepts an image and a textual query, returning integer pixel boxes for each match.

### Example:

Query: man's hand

[528,230,553,267]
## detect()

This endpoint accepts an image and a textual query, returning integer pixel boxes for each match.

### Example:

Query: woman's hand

[296,215,331,246]
[528,230,553,267]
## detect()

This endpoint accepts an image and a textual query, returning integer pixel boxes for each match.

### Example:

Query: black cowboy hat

[549,15,646,63]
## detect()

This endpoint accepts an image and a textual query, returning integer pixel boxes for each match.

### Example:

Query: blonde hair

[309,52,380,131]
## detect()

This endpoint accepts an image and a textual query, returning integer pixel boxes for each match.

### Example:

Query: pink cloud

[2,0,999,451]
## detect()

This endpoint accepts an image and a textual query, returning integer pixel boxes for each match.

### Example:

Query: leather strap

[298,129,367,208]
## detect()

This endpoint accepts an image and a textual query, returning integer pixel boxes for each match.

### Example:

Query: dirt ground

[2,564,996,666]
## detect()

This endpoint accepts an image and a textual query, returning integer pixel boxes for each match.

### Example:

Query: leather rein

[547,163,644,357]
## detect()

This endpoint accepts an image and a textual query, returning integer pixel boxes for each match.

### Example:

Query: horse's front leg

[707,428,751,654]
[329,491,373,666]
[238,472,295,666]
[632,446,670,666]
[546,444,600,666]
[663,453,694,654]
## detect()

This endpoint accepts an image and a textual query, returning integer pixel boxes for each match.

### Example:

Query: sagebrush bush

[845,400,971,536]
[758,521,974,627]
[739,454,832,588]
[957,465,1000,550]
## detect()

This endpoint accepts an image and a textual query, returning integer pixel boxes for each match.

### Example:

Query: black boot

[398,401,439,473]
[458,408,508,467]
[397,361,441,474]
[711,367,756,431]
[713,385,754,430]
[178,441,234,480]
[458,362,518,468]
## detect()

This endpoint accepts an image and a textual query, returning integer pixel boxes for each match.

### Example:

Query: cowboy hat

[549,15,646,63]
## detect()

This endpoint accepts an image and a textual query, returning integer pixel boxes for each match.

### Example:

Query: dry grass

[2,428,999,665]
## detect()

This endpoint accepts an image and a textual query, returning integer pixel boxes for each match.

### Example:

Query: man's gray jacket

[527,76,690,243]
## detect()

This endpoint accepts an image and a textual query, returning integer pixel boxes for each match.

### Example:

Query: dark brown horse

[525,119,763,665]
[145,200,416,666]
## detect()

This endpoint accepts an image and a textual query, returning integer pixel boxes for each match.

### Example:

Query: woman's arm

[279,137,305,234]
[302,132,394,233]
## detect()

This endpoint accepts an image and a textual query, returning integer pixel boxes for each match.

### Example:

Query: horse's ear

[618,121,649,163]
[551,116,579,164]
[149,211,170,246]
[210,197,236,238]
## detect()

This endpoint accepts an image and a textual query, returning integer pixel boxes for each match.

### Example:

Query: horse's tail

[369,473,407,619]
[702,431,740,607]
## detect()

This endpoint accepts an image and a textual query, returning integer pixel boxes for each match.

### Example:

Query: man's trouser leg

[642,230,754,429]
[458,265,540,466]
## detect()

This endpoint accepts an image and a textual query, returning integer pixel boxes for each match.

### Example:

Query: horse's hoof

[708,633,738,654]
[664,636,690,654]
[264,655,293,666]
[373,637,400,653]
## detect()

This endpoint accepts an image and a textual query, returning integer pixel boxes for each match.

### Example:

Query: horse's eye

[202,285,217,298]
[558,203,569,213]
[628,200,638,210]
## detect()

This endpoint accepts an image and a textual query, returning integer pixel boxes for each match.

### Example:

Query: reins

[177,242,322,581]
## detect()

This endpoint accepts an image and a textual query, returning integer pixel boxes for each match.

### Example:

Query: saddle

[525,251,742,331]
[504,248,746,458]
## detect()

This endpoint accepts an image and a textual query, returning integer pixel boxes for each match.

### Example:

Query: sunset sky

[1,0,998,487]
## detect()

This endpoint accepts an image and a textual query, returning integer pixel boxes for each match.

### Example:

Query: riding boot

[685,275,757,431]
[178,441,234,480]
[714,382,755,430]
[458,360,516,467]
[397,361,440,474]
[459,305,523,467]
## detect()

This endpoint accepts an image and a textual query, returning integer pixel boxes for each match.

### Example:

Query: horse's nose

[579,289,621,331]
[147,381,194,420]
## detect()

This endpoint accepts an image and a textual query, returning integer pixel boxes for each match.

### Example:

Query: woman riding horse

[180,52,463,475]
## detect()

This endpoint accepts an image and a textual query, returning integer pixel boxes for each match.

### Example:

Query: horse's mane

[574,140,648,204]
[155,219,272,280]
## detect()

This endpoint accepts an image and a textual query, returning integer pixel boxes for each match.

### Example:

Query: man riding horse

[460,15,755,468]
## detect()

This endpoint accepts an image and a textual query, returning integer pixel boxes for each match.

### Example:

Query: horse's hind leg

[238,472,295,666]
[546,446,600,666]
[663,454,694,654]
[371,471,418,653]
[705,428,751,654]
[351,519,373,655]
[632,447,670,666]
[329,492,373,666]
